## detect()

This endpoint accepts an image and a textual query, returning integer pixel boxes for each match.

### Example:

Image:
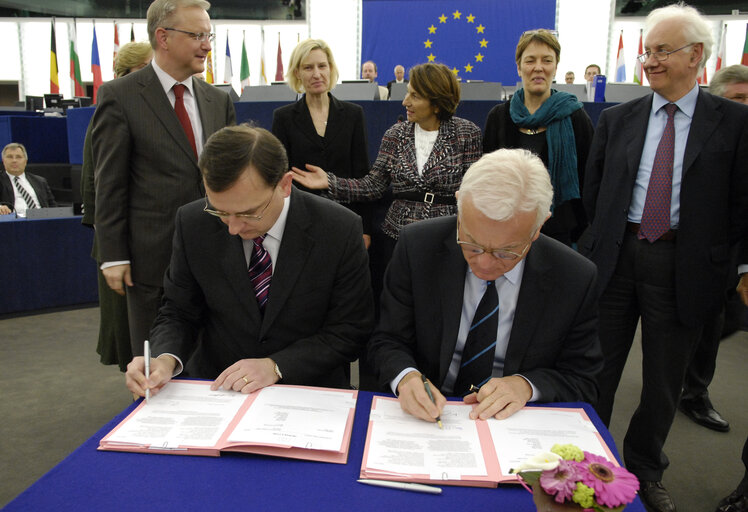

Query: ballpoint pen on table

[421,374,443,429]
[357,479,442,495]
[144,340,151,403]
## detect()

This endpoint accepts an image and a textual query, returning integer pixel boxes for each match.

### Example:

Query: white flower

[511,451,562,472]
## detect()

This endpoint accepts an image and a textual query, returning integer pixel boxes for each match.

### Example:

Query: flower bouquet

[511,444,639,512]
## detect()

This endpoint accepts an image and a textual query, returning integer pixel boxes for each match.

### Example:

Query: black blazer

[91,64,236,285]
[0,171,57,211]
[581,90,748,327]
[149,189,375,389]
[369,216,603,404]
[272,93,372,234]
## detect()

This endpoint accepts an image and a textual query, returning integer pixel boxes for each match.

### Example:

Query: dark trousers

[596,231,702,481]
[125,281,163,357]
[682,306,724,400]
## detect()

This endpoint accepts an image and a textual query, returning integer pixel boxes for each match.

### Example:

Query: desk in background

[4,391,644,511]
[0,216,97,315]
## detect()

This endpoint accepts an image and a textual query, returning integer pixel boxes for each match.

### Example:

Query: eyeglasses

[204,188,275,220]
[456,218,533,261]
[637,43,694,63]
[163,27,216,43]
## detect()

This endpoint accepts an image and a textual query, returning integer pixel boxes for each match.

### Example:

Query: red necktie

[639,103,677,243]
[172,84,197,158]
[248,235,272,312]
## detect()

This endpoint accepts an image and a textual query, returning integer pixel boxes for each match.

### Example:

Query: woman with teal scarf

[484,29,594,247]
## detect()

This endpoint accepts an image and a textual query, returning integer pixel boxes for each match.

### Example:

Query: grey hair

[644,2,713,69]
[457,148,553,230]
[147,0,211,49]
[2,142,28,159]
[710,64,748,97]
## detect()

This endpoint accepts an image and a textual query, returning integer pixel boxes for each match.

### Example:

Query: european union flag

[362,0,555,85]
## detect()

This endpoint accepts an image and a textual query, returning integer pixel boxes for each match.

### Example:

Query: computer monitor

[213,84,240,102]
[25,95,44,111]
[60,98,81,113]
[44,93,63,108]
[75,96,93,107]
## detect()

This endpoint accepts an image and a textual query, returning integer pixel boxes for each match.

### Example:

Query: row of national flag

[616,24,748,85]
[50,21,289,101]
[210,29,285,92]
[51,20,136,102]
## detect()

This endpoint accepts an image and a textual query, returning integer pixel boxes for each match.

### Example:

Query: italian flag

[240,31,250,92]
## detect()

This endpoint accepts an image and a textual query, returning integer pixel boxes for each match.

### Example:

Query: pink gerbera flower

[575,452,640,508]
[539,459,580,503]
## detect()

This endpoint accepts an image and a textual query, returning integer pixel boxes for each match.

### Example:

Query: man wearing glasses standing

[368,148,603,423]
[125,125,373,396]
[92,0,235,358]
[581,5,748,511]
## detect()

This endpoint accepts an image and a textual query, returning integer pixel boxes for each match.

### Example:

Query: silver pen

[357,479,442,495]
[143,340,151,403]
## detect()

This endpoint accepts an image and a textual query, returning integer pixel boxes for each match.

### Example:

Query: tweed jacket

[328,116,482,239]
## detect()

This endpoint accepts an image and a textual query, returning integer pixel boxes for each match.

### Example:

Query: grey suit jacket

[369,216,603,404]
[91,64,236,286]
[0,171,57,210]
[149,189,375,388]
[581,90,748,326]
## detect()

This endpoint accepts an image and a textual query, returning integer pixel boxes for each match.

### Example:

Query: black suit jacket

[149,189,375,388]
[0,171,57,211]
[581,90,748,326]
[271,93,372,234]
[91,64,236,285]
[369,216,603,403]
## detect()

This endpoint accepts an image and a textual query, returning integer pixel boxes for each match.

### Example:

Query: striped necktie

[248,235,272,312]
[13,176,38,209]
[454,280,499,396]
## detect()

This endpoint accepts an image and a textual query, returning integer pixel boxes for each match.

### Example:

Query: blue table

[0,216,97,315]
[3,392,644,511]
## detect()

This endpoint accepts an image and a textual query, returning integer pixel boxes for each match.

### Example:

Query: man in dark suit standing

[581,5,748,511]
[0,143,56,216]
[368,148,603,423]
[125,125,374,396]
[92,0,235,357]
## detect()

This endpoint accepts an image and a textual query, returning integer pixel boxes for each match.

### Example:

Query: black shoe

[639,480,676,512]
[679,396,730,432]
[716,489,748,512]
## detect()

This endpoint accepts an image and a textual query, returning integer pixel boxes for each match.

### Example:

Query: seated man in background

[126,125,374,397]
[0,142,57,216]
[565,70,575,84]
[368,148,603,423]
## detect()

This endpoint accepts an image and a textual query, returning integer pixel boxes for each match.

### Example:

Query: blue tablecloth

[3,392,644,511]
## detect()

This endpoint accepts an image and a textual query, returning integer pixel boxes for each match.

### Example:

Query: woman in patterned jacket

[291,62,482,261]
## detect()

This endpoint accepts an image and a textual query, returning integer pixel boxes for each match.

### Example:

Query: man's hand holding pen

[125,354,177,399]
[396,371,446,424]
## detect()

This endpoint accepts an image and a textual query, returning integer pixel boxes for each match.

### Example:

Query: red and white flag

[715,25,726,72]
[113,22,120,73]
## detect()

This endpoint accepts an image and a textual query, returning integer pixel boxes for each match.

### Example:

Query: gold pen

[421,374,443,429]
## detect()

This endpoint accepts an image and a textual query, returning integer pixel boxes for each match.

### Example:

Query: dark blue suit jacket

[369,216,603,403]
[0,170,57,211]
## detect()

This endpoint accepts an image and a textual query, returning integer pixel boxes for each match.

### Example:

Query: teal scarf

[510,89,583,209]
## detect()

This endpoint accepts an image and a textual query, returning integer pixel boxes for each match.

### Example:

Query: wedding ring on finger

[242,376,249,385]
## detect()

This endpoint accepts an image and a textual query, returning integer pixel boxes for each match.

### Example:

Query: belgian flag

[50,20,59,94]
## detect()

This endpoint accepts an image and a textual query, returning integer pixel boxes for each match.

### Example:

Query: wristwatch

[273,362,283,381]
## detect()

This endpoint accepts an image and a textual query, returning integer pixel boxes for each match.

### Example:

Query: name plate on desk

[25,206,75,219]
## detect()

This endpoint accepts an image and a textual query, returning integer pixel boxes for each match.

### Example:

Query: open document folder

[99,380,357,464]
[360,396,618,488]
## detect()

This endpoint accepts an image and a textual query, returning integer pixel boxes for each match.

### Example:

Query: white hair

[644,3,713,69]
[457,148,553,230]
